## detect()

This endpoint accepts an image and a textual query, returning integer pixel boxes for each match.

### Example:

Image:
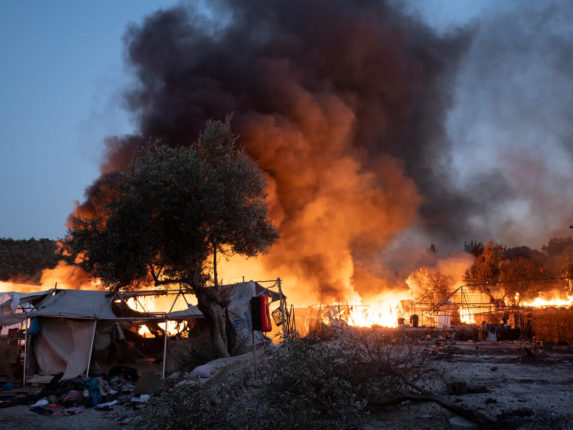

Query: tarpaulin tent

[26,290,120,379]
[0,280,286,382]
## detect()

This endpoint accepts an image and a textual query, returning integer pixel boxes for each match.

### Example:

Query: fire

[459,306,475,324]
[0,262,195,338]
[354,295,408,328]
[125,294,196,337]
[522,295,573,307]
[40,260,101,290]
[324,292,409,328]
[0,261,100,294]
[138,321,182,338]
[346,303,399,328]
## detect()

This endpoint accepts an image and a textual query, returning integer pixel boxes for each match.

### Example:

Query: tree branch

[371,393,495,429]
[148,264,186,287]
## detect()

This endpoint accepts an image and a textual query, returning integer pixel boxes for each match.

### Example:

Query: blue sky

[0,1,176,239]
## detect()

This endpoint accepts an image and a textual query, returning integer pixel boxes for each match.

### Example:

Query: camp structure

[0,280,286,383]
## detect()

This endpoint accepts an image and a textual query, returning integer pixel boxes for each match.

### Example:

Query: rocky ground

[365,341,573,429]
[0,339,572,429]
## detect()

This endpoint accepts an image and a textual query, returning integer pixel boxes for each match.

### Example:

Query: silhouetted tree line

[464,237,573,304]
[0,238,59,283]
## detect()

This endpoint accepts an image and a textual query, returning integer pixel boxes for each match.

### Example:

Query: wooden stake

[162,318,168,379]
[277,278,287,341]
[86,320,97,378]
[252,329,257,378]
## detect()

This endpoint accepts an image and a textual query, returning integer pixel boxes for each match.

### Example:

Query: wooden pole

[162,318,168,379]
[277,278,287,341]
[85,320,97,378]
[290,304,296,334]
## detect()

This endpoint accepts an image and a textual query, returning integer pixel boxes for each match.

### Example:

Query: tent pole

[252,329,257,378]
[277,278,287,341]
[22,318,28,386]
[168,292,180,313]
[86,320,97,378]
[162,318,168,379]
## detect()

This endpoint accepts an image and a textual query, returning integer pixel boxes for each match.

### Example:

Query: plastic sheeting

[35,290,116,319]
[226,282,271,351]
[0,290,53,313]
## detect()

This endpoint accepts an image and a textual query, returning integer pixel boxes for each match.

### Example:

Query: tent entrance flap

[34,318,96,380]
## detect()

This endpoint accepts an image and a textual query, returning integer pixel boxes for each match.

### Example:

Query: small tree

[464,241,546,305]
[408,268,453,309]
[63,118,279,357]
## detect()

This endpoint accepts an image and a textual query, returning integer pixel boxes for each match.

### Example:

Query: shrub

[143,330,437,430]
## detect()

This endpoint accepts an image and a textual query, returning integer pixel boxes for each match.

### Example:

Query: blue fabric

[28,317,40,335]
[84,378,101,406]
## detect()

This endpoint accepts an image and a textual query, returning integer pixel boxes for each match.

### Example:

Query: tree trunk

[195,286,229,358]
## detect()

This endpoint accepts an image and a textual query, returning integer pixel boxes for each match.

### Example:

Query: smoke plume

[75,0,482,302]
[445,0,573,248]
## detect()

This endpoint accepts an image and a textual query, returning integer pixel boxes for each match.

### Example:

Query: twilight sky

[1,0,571,250]
[0,0,175,239]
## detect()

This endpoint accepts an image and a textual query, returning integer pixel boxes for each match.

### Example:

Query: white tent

[0,280,285,382]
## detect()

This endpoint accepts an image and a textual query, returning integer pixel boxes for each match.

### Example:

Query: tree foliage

[63,118,279,356]
[464,241,546,304]
[0,238,59,283]
[408,268,453,308]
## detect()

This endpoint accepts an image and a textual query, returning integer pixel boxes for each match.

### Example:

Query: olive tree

[63,118,279,357]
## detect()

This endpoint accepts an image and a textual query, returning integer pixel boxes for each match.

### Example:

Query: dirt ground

[1,340,572,429]
[365,340,573,429]
[0,404,138,430]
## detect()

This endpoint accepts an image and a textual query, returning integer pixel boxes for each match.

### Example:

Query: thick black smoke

[77,0,487,300]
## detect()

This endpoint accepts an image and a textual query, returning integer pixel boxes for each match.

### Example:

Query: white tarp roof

[1,290,54,313]
[0,280,284,322]
[34,290,117,320]
[0,290,54,326]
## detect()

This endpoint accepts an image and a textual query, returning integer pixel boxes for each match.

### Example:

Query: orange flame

[522,295,573,307]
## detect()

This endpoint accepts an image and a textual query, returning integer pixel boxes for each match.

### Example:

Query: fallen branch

[371,393,495,429]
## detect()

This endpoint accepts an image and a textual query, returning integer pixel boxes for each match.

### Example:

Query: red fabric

[259,295,272,332]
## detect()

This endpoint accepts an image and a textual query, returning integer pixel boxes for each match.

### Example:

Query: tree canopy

[408,268,453,309]
[63,118,279,356]
[464,241,547,305]
[0,238,59,283]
